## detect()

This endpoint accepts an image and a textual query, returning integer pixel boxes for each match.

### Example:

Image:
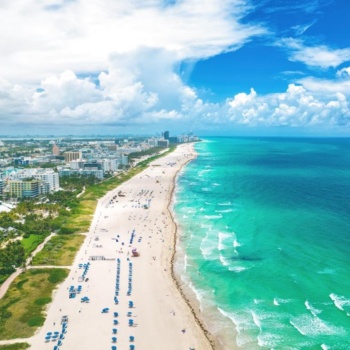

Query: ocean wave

[305,300,322,317]
[200,223,212,229]
[228,266,247,273]
[290,314,346,337]
[233,238,241,248]
[251,311,262,331]
[215,209,233,213]
[201,187,213,192]
[200,233,217,260]
[205,214,222,219]
[218,232,231,251]
[212,183,221,186]
[219,254,230,266]
[218,201,232,206]
[198,169,211,177]
[257,332,286,348]
[329,293,350,312]
[273,298,294,306]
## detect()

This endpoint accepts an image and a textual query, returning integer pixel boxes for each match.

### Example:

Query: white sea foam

[229,266,247,272]
[200,223,212,229]
[218,201,232,206]
[257,332,285,348]
[219,254,230,266]
[198,169,211,177]
[205,214,222,219]
[215,209,233,213]
[212,182,221,186]
[233,238,241,247]
[251,311,262,331]
[218,232,231,251]
[305,300,322,317]
[329,293,350,312]
[290,314,346,337]
[217,308,257,347]
[201,187,212,192]
[200,232,217,260]
[273,298,294,306]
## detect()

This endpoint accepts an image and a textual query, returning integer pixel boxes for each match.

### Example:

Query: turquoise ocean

[173,137,350,349]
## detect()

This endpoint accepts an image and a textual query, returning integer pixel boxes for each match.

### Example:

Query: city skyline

[0,0,349,136]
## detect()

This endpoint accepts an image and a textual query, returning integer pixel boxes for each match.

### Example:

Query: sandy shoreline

[26,143,213,350]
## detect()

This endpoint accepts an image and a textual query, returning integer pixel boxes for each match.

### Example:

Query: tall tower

[164,131,169,140]
[52,144,60,156]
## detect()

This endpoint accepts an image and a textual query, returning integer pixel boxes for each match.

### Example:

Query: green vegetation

[0,343,30,350]
[0,144,177,286]
[32,235,85,266]
[0,241,25,274]
[128,146,163,160]
[21,234,46,257]
[0,268,68,339]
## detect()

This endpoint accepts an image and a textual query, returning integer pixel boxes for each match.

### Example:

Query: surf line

[167,149,217,350]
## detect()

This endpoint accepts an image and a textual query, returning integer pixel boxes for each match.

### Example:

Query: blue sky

[0,0,349,136]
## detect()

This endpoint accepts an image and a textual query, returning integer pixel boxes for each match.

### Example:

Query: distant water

[173,137,350,349]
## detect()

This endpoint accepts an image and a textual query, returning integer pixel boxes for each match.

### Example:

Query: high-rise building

[64,151,82,162]
[157,140,169,147]
[163,131,169,140]
[52,144,60,156]
[8,179,40,199]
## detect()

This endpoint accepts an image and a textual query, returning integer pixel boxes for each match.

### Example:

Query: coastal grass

[32,235,85,266]
[21,234,47,257]
[0,268,68,339]
[0,343,30,350]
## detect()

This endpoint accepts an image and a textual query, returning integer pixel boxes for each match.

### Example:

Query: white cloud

[278,38,350,68]
[224,82,350,128]
[1,49,350,133]
[0,1,349,135]
[336,66,350,78]
[0,0,265,84]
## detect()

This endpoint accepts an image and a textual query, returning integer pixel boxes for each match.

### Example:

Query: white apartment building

[4,168,60,192]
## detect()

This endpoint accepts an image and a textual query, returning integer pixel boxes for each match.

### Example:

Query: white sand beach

[29,143,213,350]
